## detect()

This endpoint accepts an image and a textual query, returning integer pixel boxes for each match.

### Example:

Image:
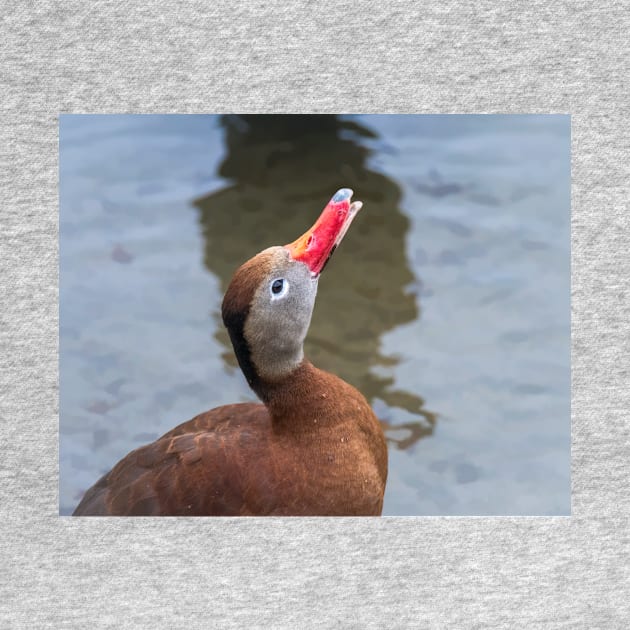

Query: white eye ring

[270,278,289,300]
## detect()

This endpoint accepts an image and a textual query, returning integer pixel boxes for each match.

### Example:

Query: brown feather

[73,362,387,516]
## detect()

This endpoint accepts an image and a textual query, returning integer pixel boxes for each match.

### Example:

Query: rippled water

[59,114,570,515]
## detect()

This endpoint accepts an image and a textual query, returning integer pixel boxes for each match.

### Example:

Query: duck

[72,189,388,516]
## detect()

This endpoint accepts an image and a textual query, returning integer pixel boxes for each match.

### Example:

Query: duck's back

[73,403,271,516]
[73,390,387,517]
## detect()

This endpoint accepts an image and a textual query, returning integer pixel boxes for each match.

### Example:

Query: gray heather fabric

[1,2,629,628]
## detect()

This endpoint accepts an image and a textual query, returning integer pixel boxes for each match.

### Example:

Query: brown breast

[72,362,387,516]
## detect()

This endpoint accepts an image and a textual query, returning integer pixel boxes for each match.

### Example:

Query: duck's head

[222,188,363,389]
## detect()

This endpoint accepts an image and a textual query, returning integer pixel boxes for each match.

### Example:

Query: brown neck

[255,359,388,490]
[254,360,347,431]
[255,359,316,413]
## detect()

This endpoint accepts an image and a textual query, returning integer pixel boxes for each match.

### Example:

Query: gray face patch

[244,247,319,380]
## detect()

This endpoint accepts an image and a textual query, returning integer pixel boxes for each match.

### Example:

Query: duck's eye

[270,278,289,299]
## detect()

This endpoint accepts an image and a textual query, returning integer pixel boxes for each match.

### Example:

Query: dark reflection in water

[193,115,436,448]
